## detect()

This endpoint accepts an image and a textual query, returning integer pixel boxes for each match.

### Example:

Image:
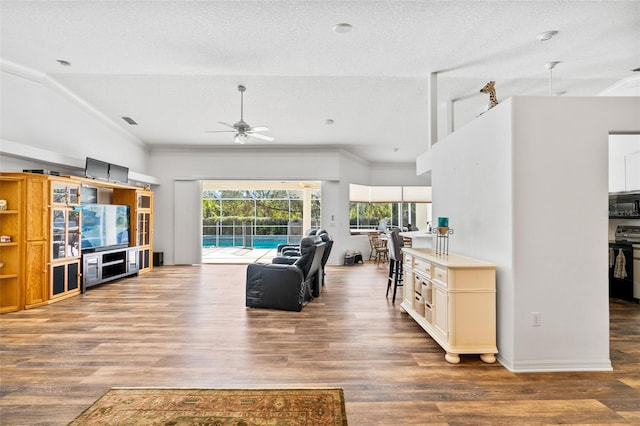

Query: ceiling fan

[206,85,273,144]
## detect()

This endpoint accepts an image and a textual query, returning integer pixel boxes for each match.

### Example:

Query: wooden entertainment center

[0,172,153,313]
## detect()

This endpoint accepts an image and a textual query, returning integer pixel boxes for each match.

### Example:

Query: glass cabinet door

[68,185,80,205]
[67,209,81,257]
[51,182,81,205]
[52,209,66,259]
[137,213,150,246]
[52,184,68,205]
[52,208,81,259]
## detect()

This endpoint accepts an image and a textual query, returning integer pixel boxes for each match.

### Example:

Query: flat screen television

[85,157,109,181]
[77,204,130,251]
[109,163,129,184]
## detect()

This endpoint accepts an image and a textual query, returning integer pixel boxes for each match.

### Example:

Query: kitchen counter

[402,247,495,269]
[400,230,434,248]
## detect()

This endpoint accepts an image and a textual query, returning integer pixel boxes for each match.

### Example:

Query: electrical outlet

[531,312,541,327]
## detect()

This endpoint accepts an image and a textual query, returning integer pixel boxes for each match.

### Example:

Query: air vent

[121,116,138,125]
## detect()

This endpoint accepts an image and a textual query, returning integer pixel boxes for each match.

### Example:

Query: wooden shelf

[0,274,19,279]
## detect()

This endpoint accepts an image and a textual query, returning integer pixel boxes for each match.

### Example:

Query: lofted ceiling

[1,1,639,164]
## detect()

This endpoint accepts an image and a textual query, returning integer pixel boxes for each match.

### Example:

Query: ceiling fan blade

[205,130,235,133]
[250,126,270,132]
[217,121,236,129]
[249,132,274,142]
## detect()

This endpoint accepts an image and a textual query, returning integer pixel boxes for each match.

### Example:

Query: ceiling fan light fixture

[234,133,249,144]
[536,30,558,41]
[207,84,272,144]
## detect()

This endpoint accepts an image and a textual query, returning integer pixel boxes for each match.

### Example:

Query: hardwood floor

[1,263,639,425]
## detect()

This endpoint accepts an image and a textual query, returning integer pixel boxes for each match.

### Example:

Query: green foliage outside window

[203,189,321,236]
[349,202,393,228]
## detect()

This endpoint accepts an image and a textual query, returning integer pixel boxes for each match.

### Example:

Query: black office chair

[386,228,404,303]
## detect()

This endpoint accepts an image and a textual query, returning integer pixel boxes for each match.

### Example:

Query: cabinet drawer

[415,294,425,316]
[414,258,431,277]
[413,275,424,293]
[422,282,432,305]
[403,253,413,269]
[424,303,433,324]
[433,266,448,284]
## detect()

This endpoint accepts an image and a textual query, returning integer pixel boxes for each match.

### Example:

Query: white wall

[432,96,640,372]
[0,63,149,175]
[431,100,515,365]
[369,162,431,186]
[1,60,424,266]
[149,147,414,266]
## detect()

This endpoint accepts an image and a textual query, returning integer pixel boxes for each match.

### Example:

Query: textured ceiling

[1,1,639,163]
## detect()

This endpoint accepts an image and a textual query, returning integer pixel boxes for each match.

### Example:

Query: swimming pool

[202,235,301,249]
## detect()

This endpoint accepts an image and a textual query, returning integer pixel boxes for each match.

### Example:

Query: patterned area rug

[69,387,348,425]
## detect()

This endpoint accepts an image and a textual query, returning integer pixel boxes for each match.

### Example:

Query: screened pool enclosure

[202,182,321,249]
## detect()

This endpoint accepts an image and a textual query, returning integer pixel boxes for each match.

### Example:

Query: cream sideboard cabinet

[401,247,497,364]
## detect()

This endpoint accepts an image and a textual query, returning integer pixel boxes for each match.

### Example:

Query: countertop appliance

[610,225,640,302]
[614,225,640,244]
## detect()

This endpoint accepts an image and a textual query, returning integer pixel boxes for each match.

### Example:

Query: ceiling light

[121,116,138,125]
[332,23,353,34]
[56,59,71,66]
[536,30,558,41]
[325,119,334,125]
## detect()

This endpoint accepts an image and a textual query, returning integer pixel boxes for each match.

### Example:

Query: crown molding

[599,74,640,96]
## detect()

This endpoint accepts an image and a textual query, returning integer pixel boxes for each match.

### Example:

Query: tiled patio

[202,246,278,264]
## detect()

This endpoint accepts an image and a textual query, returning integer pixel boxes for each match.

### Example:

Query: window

[349,184,431,231]
[203,183,321,248]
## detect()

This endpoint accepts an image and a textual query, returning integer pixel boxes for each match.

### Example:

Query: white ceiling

[1,1,639,163]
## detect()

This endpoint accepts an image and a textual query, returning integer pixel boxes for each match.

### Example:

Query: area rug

[69,387,348,425]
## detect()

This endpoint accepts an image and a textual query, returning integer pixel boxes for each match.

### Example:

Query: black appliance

[609,193,640,218]
[153,251,164,267]
[609,225,640,301]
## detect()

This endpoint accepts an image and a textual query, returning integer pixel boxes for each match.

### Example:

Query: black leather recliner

[272,230,333,295]
[276,228,318,256]
[246,237,324,312]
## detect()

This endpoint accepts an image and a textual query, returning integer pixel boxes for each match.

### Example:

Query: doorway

[201,180,321,264]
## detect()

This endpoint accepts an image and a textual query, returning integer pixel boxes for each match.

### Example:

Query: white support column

[428,72,438,146]
[174,180,203,265]
[303,187,312,231]
[446,99,455,136]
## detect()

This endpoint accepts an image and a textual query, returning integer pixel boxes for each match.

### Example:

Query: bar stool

[386,228,403,303]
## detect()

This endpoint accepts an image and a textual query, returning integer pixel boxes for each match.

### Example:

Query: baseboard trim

[498,355,613,373]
